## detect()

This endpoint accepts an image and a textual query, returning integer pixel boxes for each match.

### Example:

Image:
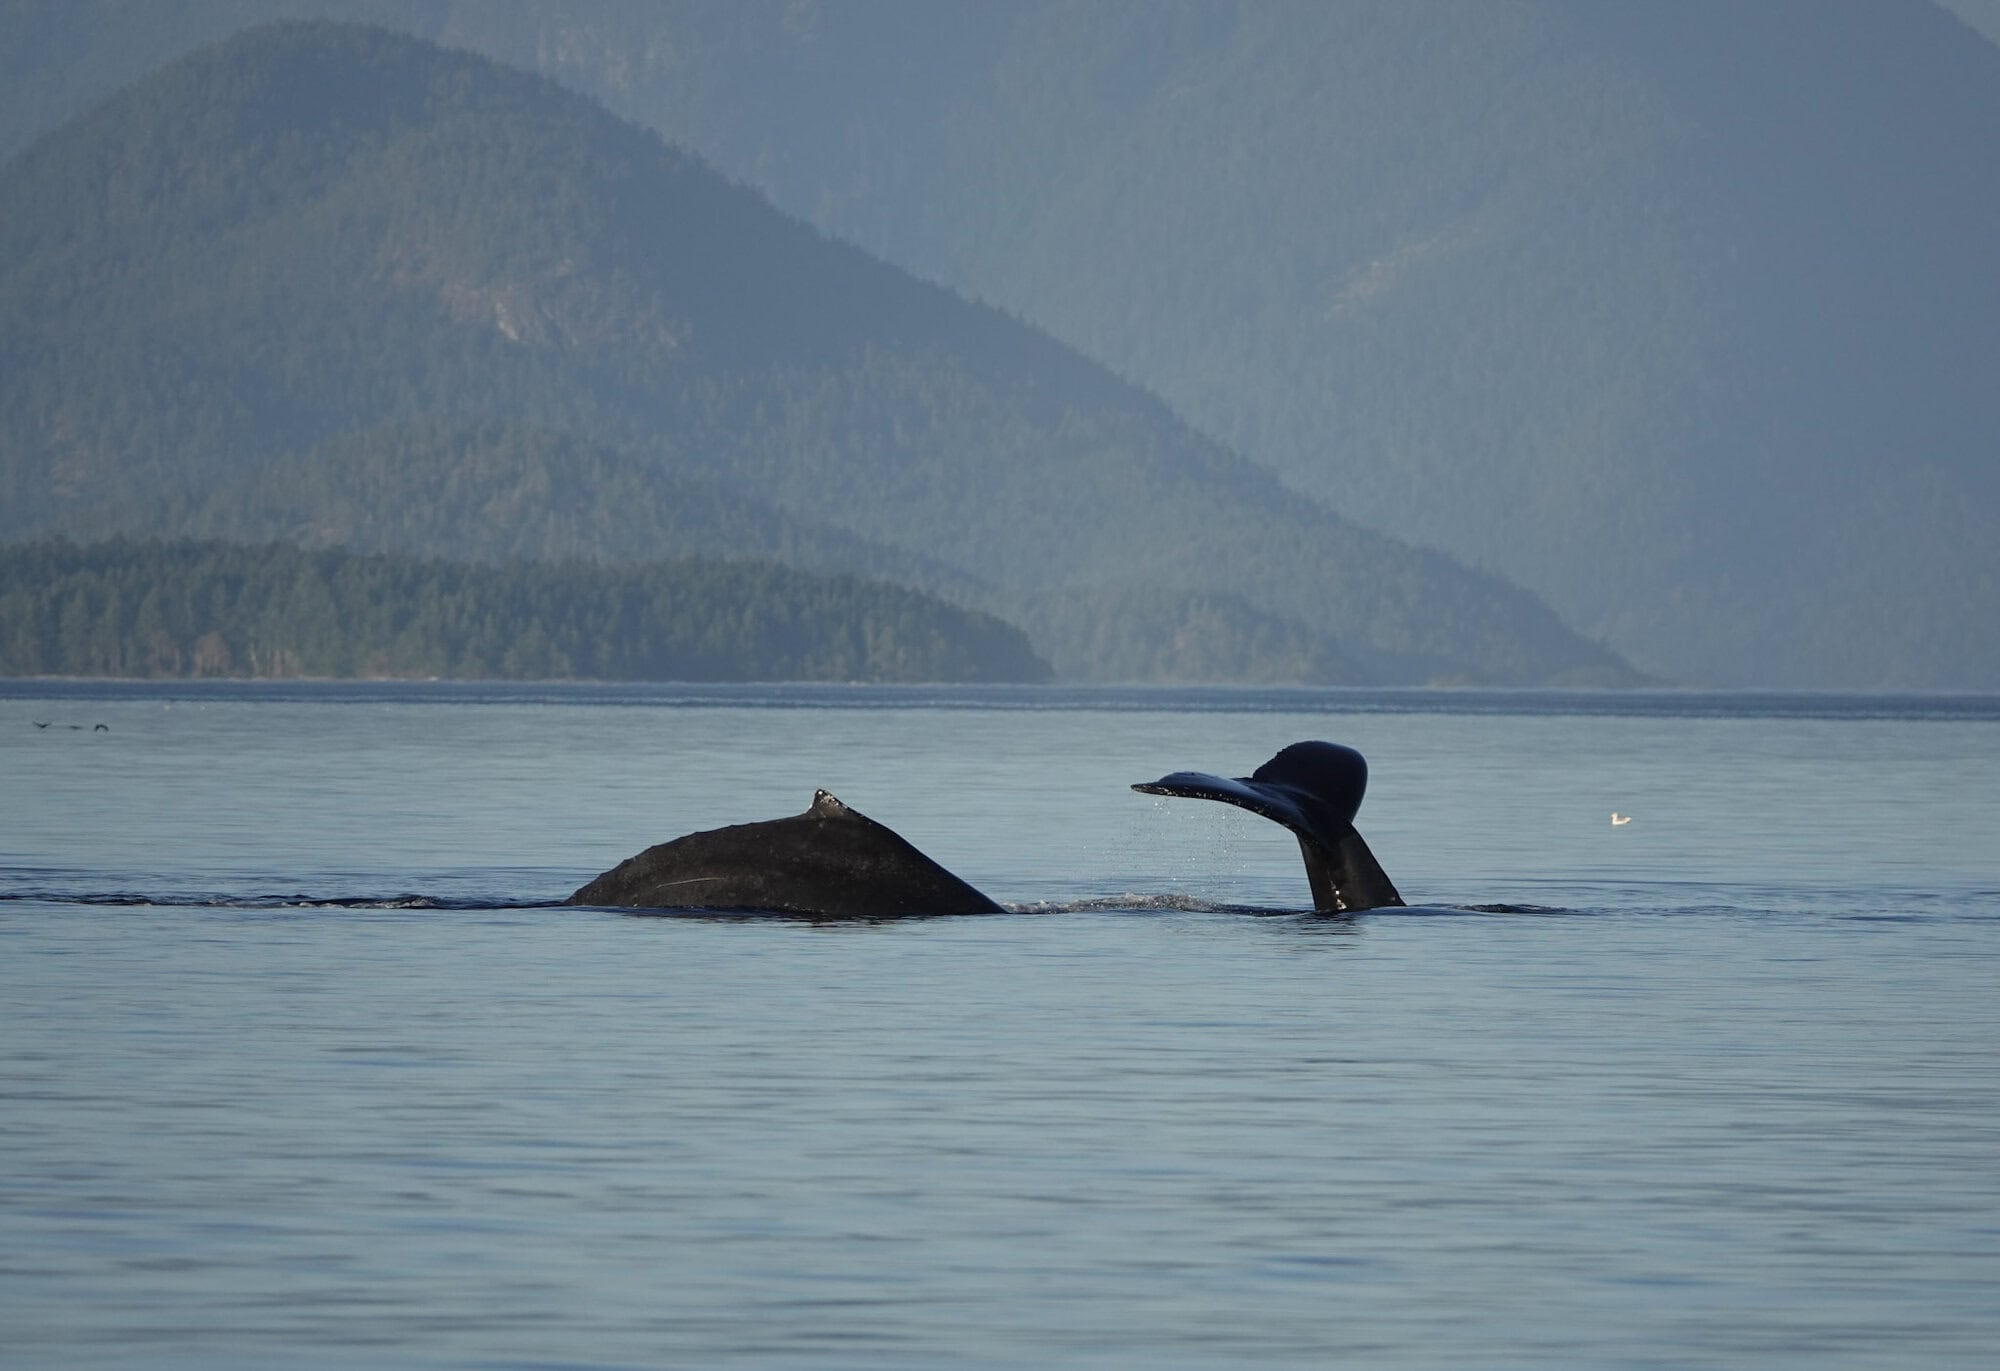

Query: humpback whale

[567,741,1400,916]
[567,788,1003,916]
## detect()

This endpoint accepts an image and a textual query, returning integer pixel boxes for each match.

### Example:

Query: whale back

[566,790,1002,916]
[1134,740,1404,913]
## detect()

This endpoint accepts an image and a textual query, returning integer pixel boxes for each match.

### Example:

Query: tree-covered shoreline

[0,540,1051,684]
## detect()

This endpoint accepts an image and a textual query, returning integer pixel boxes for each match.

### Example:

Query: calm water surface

[3,683,1997,1368]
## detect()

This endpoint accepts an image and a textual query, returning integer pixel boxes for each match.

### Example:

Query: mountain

[13,2,1985,686]
[481,0,2000,690]
[447,0,1994,690]
[0,20,1632,686]
[623,0,2000,689]
[177,419,987,600]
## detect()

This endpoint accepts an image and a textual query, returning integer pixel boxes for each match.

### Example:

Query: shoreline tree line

[0,539,1052,683]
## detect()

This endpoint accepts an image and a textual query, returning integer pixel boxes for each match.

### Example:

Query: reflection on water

[3,683,1998,1368]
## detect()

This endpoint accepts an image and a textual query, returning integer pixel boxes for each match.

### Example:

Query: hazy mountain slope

[1938,0,2000,46]
[15,1,1979,686]
[518,0,1988,690]
[175,420,988,600]
[0,21,1630,685]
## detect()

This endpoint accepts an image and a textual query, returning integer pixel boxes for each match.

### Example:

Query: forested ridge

[0,540,1051,683]
[0,20,1637,686]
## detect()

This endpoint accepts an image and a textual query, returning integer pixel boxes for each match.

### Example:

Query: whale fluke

[567,789,1001,916]
[1134,741,1404,912]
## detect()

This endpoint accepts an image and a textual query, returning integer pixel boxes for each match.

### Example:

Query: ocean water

[3,681,1997,1369]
